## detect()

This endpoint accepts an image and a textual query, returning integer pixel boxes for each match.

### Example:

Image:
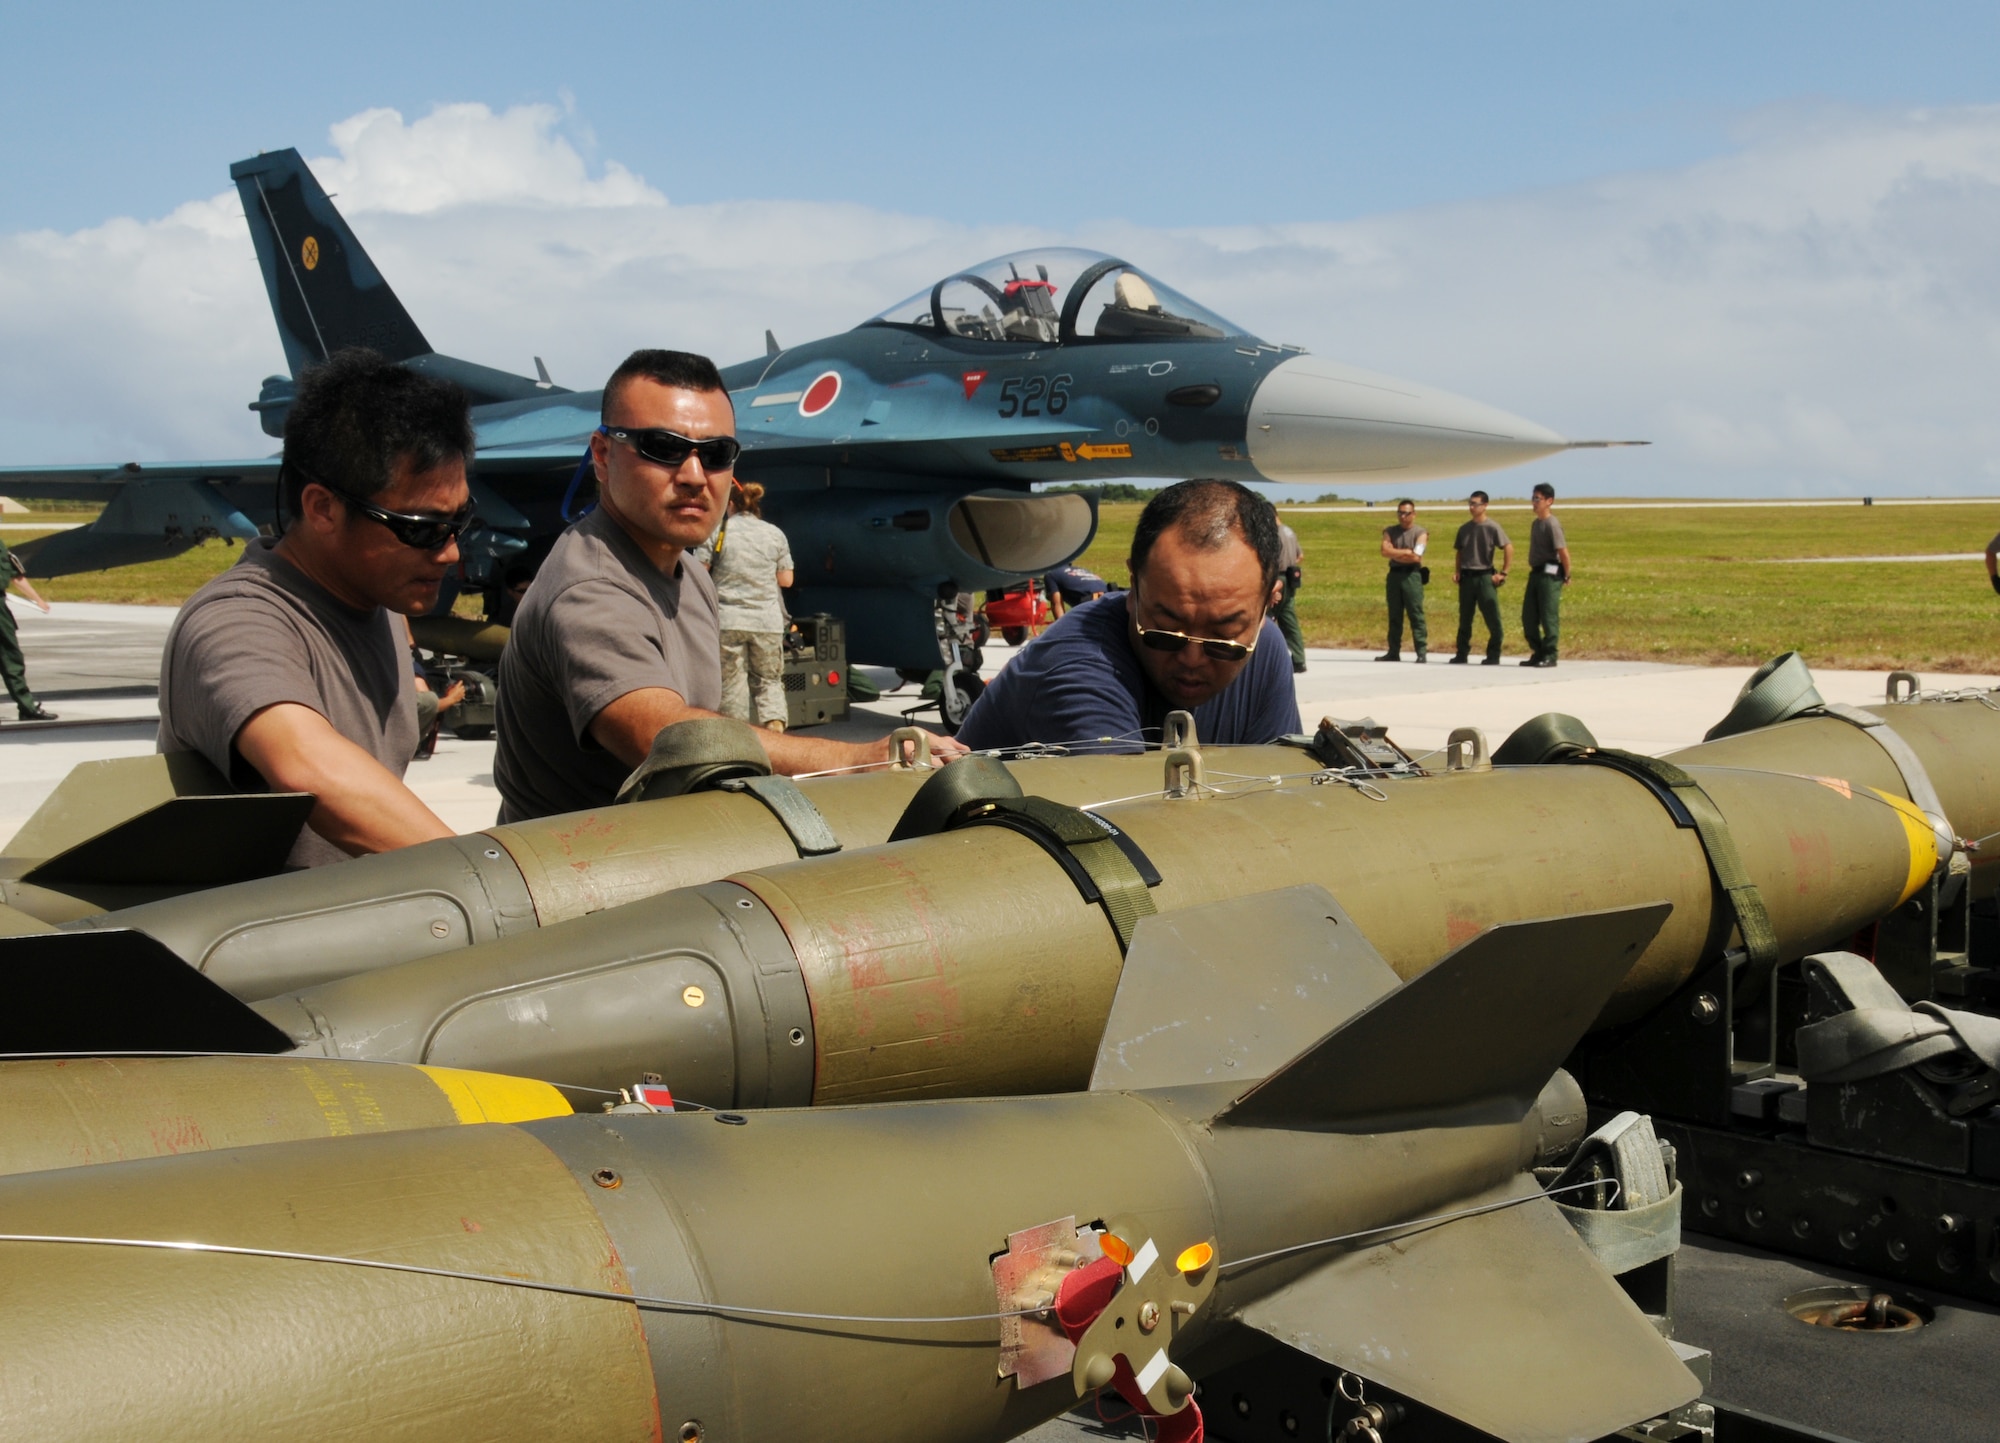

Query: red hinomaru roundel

[799,371,841,417]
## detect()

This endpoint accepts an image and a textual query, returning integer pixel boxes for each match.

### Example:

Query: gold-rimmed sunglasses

[1134,623,1259,663]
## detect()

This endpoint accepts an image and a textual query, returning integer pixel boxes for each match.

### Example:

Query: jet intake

[946,491,1095,574]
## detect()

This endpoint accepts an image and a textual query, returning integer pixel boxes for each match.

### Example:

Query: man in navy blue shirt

[957,480,1301,752]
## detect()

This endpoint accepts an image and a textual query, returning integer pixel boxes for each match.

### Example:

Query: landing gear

[938,668,985,731]
[917,586,987,734]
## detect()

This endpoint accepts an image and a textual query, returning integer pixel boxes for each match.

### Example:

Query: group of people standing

[1375,483,1571,666]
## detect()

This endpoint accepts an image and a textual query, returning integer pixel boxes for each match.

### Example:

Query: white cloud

[314,104,661,214]
[4,99,2000,495]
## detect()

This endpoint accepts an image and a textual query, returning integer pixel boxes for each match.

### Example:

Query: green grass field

[1073,500,2000,672]
[10,499,2000,671]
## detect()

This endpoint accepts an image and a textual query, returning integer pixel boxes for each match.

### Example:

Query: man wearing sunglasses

[157,349,472,867]
[495,349,963,822]
[955,479,1300,753]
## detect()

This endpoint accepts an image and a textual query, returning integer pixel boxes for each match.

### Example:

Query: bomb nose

[1246,354,1567,485]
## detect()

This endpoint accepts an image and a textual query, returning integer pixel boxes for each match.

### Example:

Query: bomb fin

[1217,902,1671,1132]
[0,929,295,1055]
[1089,885,1400,1092]
[1237,1173,1701,1443]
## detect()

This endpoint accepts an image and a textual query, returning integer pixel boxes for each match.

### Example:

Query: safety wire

[0,1180,1617,1331]
[789,729,1200,779]
[1889,686,2000,711]
[1079,769,1322,813]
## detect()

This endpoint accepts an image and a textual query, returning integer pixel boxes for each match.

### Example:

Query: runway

[4,599,1993,850]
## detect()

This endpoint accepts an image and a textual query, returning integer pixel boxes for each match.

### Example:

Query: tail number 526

[999,374,1072,419]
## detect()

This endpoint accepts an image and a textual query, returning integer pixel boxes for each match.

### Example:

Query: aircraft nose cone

[1246,355,1567,485]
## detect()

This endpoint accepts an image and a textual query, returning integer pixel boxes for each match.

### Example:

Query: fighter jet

[0,148,1623,710]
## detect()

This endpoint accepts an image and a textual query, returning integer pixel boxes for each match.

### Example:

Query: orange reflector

[1099,1233,1135,1267]
[1175,1242,1214,1273]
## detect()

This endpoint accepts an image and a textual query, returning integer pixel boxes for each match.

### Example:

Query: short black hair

[1532,482,1555,501]
[1128,479,1282,587]
[1396,497,1417,508]
[602,349,728,422]
[280,348,473,519]
[1470,490,1490,504]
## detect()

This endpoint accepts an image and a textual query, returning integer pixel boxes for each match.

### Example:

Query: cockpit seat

[1094,269,1226,340]
[1115,272,1162,312]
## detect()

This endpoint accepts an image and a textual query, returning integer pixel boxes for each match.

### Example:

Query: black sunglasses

[598,425,741,472]
[342,493,477,550]
[1135,625,1258,663]
[288,460,475,550]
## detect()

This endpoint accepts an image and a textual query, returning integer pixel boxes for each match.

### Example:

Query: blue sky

[4,3,2000,497]
[6,2,1996,232]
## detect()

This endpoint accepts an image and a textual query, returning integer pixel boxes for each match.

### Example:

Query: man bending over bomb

[956,479,1300,752]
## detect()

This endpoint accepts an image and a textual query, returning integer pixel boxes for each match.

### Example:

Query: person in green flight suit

[1449,490,1512,665]
[0,534,56,721]
[1520,482,1571,667]
[1376,498,1428,662]
[1273,520,1308,673]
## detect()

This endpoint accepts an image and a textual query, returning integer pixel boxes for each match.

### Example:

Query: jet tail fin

[229,149,563,407]
[1237,1174,1700,1443]
[1217,903,1670,1131]
[0,929,295,1055]
[230,149,432,375]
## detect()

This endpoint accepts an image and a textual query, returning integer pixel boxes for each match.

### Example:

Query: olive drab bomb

[0,906,1702,1443]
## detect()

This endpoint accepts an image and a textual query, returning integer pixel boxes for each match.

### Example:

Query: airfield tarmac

[4,603,1997,1443]
[4,599,1992,847]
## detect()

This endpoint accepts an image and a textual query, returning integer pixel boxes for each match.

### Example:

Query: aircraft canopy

[867,248,1244,346]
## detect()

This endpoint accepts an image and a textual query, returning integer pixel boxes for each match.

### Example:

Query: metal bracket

[1070,1224,1217,1415]
[1163,709,1205,798]
[1444,727,1490,772]
[993,1217,1103,1388]
[889,726,932,770]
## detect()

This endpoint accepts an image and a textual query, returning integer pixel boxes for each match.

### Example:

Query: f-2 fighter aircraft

[1,148,1623,715]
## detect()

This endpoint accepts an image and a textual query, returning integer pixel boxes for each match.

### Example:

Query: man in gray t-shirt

[1450,489,1513,665]
[160,542,419,868]
[494,349,963,824]
[1521,481,1572,667]
[157,350,474,867]
[495,505,723,821]
[1376,498,1428,662]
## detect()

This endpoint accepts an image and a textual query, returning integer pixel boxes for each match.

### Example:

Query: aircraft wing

[0,459,276,576]
[0,459,278,503]
[0,453,532,579]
